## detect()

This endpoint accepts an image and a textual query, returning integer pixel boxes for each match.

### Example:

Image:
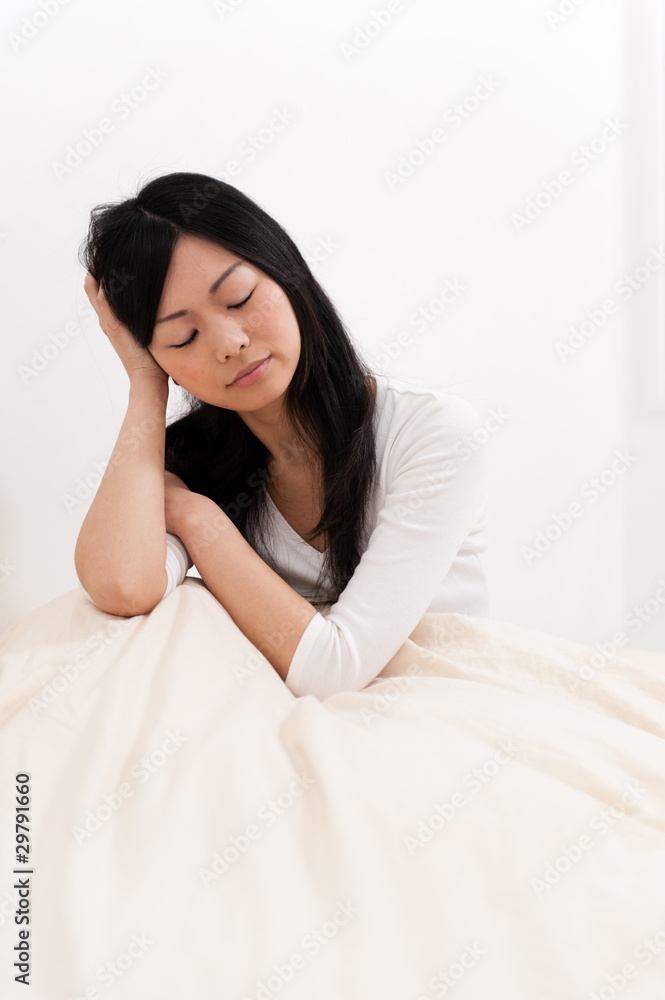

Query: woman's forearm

[178,498,319,682]
[74,376,170,616]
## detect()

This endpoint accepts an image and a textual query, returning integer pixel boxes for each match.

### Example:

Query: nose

[207,314,251,363]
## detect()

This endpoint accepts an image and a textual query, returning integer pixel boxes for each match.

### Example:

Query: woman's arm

[158,393,487,696]
[75,378,170,616]
[261,392,488,699]
[74,274,172,617]
[172,497,319,683]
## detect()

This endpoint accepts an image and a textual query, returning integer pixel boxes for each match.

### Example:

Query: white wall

[1,0,663,652]
[623,0,665,654]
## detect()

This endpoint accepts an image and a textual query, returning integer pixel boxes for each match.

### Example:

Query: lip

[228,355,271,387]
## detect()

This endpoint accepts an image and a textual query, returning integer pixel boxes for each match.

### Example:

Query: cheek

[245,286,289,332]
[265,308,293,344]
[151,349,176,374]
[260,291,299,346]
[152,349,192,382]
[170,359,202,384]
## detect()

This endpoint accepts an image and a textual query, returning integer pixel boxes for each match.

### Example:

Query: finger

[96,288,121,331]
[98,302,119,332]
[84,273,101,309]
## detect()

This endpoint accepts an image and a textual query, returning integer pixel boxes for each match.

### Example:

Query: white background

[1,0,664,651]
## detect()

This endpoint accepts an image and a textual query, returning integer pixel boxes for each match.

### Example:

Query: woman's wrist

[128,372,170,404]
[176,498,233,553]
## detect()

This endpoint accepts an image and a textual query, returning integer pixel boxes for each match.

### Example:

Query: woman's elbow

[81,572,167,618]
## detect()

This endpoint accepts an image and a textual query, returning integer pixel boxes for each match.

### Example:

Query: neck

[240,373,375,473]
[235,392,312,465]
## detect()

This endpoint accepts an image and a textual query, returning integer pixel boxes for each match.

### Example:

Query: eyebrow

[154,262,244,325]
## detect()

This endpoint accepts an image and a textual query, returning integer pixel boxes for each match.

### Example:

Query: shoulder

[367,375,489,534]
[372,373,484,441]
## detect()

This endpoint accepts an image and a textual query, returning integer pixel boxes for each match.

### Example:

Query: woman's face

[148,234,302,412]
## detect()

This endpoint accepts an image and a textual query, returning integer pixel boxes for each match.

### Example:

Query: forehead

[154,237,253,330]
[165,234,242,279]
[158,238,250,310]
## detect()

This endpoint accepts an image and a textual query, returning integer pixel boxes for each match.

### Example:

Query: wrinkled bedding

[1,577,664,999]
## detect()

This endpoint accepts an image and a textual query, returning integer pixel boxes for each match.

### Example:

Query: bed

[1,578,664,998]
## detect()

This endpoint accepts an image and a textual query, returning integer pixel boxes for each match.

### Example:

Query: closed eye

[172,289,255,348]
[229,289,254,311]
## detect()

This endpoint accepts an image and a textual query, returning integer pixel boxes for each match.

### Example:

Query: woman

[75,171,489,699]
[2,173,664,998]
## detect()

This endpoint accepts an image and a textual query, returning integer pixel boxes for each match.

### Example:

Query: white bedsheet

[1,578,664,999]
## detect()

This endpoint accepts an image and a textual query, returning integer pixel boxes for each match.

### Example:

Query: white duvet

[1,577,664,999]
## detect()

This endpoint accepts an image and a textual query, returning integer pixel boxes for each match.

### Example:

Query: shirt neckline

[264,490,326,558]
[263,375,386,559]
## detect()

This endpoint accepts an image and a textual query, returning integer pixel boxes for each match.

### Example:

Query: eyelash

[173,289,255,349]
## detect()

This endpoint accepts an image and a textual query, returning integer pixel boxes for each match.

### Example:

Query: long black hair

[78,172,378,608]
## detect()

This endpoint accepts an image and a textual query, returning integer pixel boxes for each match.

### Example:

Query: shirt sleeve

[162,533,194,599]
[283,393,488,700]
[78,533,193,607]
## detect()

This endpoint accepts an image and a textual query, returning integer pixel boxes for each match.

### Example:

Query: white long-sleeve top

[79,374,489,699]
[264,374,489,698]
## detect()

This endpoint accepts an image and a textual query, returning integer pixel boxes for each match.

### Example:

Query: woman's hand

[164,470,201,536]
[84,272,169,388]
